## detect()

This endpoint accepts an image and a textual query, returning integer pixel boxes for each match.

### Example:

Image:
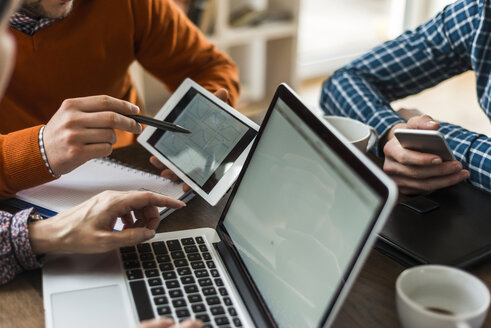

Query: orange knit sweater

[0,0,239,198]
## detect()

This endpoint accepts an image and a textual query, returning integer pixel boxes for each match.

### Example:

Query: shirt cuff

[366,110,405,156]
[38,126,60,178]
[438,122,481,164]
[10,208,43,271]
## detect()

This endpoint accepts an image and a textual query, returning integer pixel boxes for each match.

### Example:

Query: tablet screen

[147,88,257,193]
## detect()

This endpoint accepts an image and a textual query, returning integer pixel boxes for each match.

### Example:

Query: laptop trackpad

[51,285,132,328]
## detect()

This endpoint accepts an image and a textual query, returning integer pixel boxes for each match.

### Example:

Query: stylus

[125,115,191,134]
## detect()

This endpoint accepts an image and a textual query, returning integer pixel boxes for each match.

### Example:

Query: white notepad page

[16,158,189,221]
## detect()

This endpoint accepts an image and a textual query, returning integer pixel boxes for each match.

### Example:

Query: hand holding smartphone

[394,129,455,161]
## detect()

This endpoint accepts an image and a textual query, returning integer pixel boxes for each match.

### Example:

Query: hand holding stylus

[44,95,143,176]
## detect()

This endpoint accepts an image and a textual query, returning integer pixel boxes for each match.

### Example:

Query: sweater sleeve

[0,209,43,286]
[130,0,240,106]
[0,125,56,199]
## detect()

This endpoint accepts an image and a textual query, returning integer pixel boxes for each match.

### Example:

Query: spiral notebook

[9,158,193,228]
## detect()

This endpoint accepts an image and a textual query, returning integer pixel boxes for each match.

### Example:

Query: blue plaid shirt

[320,0,491,193]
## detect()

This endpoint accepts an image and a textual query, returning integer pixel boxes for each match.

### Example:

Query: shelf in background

[210,22,297,47]
[131,0,299,117]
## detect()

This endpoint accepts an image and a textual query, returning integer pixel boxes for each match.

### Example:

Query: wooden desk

[1,144,490,328]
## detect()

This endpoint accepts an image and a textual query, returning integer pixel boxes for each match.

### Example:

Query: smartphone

[394,129,456,161]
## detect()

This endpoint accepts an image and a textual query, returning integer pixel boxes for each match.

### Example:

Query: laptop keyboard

[120,237,243,328]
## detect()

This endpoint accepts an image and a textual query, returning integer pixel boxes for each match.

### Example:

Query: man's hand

[149,156,191,192]
[44,95,143,176]
[139,318,202,328]
[397,107,424,121]
[383,115,470,194]
[149,88,230,192]
[29,190,185,254]
[213,88,229,103]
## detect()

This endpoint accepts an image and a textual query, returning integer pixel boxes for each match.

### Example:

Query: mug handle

[366,127,378,152]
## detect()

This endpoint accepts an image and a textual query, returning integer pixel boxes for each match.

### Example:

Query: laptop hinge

[214,241,276,328]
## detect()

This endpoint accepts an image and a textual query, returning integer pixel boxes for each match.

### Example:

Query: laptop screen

[222,97,383,327]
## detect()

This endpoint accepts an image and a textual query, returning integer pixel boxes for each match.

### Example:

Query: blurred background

[132,0,491,136]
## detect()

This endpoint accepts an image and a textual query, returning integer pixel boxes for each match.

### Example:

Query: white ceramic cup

[323,116,378,152]
[396,265,490,328]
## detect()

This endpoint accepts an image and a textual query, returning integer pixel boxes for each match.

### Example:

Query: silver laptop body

[43,84,397,328]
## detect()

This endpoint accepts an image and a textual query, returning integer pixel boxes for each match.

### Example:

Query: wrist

[39,125,61,178]
[387,122,407,140]
[377,122,406,155]
[29,216,66,254]
[383,122,406,145]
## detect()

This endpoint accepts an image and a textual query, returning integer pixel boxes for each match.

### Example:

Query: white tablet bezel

[138,78,259,206]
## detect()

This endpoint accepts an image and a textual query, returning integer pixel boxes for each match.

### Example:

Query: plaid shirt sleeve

[0,209,43,285]
[320,0,491,193]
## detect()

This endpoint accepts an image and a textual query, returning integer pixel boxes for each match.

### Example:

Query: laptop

[42,84,397,328]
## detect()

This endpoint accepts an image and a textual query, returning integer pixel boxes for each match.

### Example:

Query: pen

[125,114,191,134]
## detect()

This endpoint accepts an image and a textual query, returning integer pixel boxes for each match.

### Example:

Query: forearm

[0,209,42,286]
[133,0,240,106]
[161,41,240,106]
[320,0,480,154]
[438,122,491,192]
[321,69,405,140]
[184,51,240,107]
[28,217,64,255]
[0,126,55,199]
[321,69,405,157]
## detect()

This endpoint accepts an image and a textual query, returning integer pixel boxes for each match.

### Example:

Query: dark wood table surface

[1,144,490,328]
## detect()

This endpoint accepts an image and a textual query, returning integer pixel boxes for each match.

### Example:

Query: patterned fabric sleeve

[439,123,491,192]
[0,209,43,285]
[320,0,491,192]
[321,0,479,139]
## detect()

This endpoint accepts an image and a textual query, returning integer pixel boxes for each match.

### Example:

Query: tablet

[138,78,259,205]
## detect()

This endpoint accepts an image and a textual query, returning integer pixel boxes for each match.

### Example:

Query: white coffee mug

[396,265,490,328]
[323,116,378,152]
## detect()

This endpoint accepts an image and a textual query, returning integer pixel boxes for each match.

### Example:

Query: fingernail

[180,201,187,207]
[137,123,143,133]
[426,120,438,126]
[149,156,159,165]
[144,229,155,239]
[454,164,462,172]
[131,104,140,113]
[431,158,441,164]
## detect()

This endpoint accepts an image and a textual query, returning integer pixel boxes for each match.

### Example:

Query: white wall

[297,0,455,80]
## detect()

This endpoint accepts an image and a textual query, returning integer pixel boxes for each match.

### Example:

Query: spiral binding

[93,157,169,181]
